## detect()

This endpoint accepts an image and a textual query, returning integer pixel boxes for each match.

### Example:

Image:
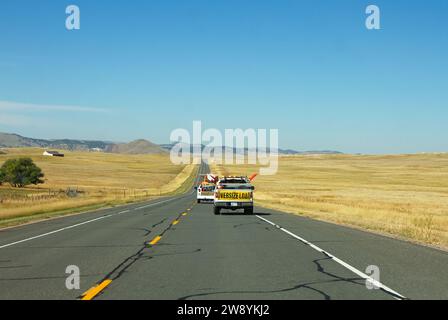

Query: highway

[0,165,447,300]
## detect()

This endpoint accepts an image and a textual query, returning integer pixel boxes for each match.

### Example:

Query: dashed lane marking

[148,235,162,246]
[80,280,112,300]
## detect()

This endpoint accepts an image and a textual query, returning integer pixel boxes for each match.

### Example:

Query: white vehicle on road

[196,183,216,203]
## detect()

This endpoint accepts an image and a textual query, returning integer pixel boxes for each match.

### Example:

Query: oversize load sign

[217,191,252,201]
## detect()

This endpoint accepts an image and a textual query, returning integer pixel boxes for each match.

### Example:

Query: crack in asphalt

[152,218,168,229]
[233,222,261,229]
[312,257,364,288]
[0,264,32,269]
[78,209,192,299]
[1,274,102,281]
[135,228,152,237]
[152,248,202,258]
[133,218,168,237]
[177,257,366,300]
[22,244,139,249]
[79,164,211,299]
[256,215,408,300]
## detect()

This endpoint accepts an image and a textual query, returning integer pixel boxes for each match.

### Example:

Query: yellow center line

[149,235,162,246]
[81,279,112,300]
[172,220,179,226]
[182,212,187,216]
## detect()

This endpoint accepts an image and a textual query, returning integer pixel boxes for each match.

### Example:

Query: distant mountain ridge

[0,132,342,155]
[104,139,166,154]
[159,144,343,155]
[0,132,166,154]
[0,132,110,150]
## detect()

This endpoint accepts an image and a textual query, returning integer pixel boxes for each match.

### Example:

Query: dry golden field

[212,153,448,248]
[0,148,197,225]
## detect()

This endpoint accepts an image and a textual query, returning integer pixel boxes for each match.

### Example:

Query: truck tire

[197,199,201,204]
[214,207,221,215]
[245,207,254,215]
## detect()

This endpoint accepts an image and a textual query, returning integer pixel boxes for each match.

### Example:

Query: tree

[0,158,44,188]
[0,168,4,185]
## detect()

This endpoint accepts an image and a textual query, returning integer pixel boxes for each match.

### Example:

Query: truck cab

[213,176,254,215]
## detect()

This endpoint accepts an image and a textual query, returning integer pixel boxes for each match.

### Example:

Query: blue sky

[0,0,447,154]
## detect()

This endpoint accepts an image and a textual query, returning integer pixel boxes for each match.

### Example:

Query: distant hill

[0,132,110,151]
[0,132,166,155]
[290,150,344,155]
[104,139,167,154]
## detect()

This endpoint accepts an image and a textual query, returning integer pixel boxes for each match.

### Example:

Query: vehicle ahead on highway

[197,182,216,203]
[213,176,255,215]
[196,174,218,203]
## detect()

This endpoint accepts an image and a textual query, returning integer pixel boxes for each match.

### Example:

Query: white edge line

[135,200,169,210]
[256,215,406,300]
[134,196,182,210]
[0,196,185,250]
[0,215,109,249]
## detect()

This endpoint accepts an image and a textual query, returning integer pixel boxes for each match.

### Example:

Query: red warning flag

[249,173,258,182]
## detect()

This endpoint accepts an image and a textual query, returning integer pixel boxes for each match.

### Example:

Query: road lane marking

[0,196,189,250]
[0,215,111,249]
[182,212,187,216]
[135,197,180,210]
[80,279,112,300]
[172,220,179,226]
[118,210,130,214]
[149,235,162,246]
[256,215,407,300]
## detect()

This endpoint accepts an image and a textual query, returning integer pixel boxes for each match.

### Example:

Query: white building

[43,151,64,157]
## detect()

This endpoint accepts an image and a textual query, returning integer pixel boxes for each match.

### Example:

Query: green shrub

[0,158,44,188]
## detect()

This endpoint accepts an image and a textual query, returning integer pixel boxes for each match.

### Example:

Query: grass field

[211,153,448,249]
[0,148,197,226]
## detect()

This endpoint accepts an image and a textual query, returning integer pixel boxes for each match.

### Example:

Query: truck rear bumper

[198,195,214,201]
[214,202,253,209]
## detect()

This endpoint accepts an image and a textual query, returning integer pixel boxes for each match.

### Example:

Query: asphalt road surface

[1,165,447,300]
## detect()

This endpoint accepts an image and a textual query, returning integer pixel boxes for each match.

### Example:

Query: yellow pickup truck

[213,176,254,215]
